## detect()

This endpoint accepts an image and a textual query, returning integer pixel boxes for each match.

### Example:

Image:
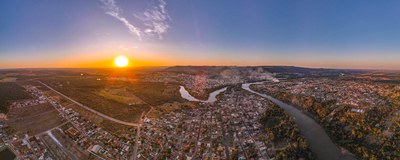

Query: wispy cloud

[136,0,171,39]
[100,0,171,40]
[100,0,142,40]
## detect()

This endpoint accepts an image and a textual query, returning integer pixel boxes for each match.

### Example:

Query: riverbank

[250,79,399,159]
[242,82,355,160]
[182,84,231,101]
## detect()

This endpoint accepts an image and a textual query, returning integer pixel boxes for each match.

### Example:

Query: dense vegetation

[261,104,315,159]
[253,81,400,159]
[0,82,31,113]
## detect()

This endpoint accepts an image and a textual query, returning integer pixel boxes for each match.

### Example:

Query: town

[2,0,400,159]
[1,84,137,159]
[0,68,398,160]
[138,87,313,159]
[0,81,313,160]
[251,75,400,159]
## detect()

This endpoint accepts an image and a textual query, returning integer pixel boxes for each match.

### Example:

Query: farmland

[6,103,65,136]
[39,75,184,123]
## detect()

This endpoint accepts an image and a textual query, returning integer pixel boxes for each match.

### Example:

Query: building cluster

[0,129,56,160]
[258,78,397,110]
[252,77,400,159]
[136,87,310,159]
[40,86,137,160]
[0,85,60,159]
[7,85,48,109]
[60,108,135,159]
[1,85,137,160]
[143,72,241,90]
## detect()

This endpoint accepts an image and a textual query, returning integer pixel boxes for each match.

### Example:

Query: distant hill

[164,66,365,79]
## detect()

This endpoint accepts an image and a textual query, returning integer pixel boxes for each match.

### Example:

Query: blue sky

[1,0,399,69]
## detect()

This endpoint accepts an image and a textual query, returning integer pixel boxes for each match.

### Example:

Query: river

[242,82,355,160]
[179,86,227,103]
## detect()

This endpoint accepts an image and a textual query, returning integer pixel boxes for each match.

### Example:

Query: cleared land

[0,77,17,82]
[6,103,65,136]
[97,87,144,105]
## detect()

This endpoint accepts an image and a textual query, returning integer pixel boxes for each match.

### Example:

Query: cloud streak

[136,0,171,39]
[100,0,142,40]
[100,0,171,40]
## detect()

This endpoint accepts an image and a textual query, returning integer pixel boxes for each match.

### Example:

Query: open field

[97,88,144,105]
[41,78,149,123]
[6,103,65,136]
[146,101,197,118]
[0,77,17,82]
[48,94,136,132]
[39,76,183,122]
[126,81,183,106]
[0,82,31,113]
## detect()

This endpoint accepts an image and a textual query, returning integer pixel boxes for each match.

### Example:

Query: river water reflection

[179,86,227,103]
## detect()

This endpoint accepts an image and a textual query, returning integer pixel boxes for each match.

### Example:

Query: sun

[114,55,129,67]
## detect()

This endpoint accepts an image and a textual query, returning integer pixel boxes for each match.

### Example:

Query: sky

[0,0,399,69]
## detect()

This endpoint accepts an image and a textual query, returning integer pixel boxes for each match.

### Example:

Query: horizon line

[0,65,398,72]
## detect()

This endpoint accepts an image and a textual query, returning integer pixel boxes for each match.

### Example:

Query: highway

[38,81,139,127]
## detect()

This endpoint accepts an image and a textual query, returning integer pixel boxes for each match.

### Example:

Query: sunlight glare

[114,55,129,67]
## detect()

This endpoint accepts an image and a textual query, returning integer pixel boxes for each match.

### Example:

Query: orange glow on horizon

[1,49,399,70]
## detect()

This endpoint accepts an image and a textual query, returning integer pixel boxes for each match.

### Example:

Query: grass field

[97,88,144,105]
[0,77,17,82]
[6,103,65,136]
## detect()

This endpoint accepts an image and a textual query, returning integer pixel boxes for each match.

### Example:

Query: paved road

[242,82,355,160]
[218,112,230,160]
[132,125,141,160]
[39,81,139,127]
